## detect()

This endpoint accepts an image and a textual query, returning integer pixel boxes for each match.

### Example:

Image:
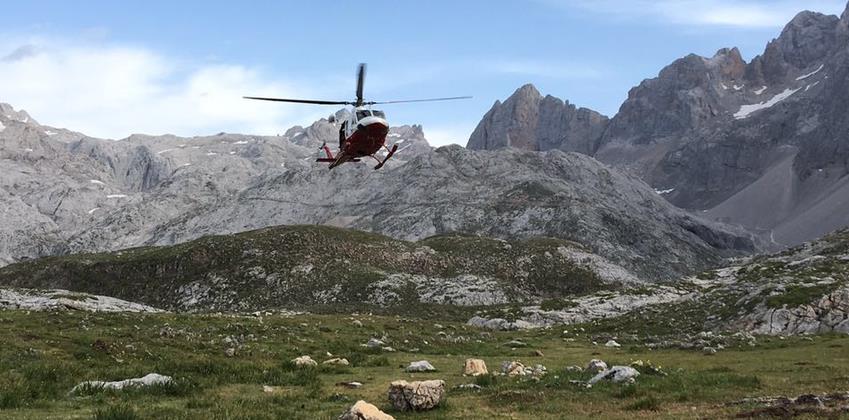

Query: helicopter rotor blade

[355,63,366,107]
[243,96,353,105]
[366,96,473,105]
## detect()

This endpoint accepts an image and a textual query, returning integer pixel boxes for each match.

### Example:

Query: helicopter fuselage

[340,107,389,158]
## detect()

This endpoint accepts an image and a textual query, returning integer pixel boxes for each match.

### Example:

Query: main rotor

[244,63,471,107]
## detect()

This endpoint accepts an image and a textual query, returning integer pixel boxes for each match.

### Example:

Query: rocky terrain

[467,84,609,155]
[468,3,849,246]
[475,228,849,337]
[0,288,163,313]
[1,222,846,338]
[0,224,645,313]
[0,103,755,282]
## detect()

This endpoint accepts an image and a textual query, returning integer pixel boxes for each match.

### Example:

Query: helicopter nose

[357,115,388,128]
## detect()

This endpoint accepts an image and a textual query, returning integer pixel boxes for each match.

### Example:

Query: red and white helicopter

[245,64,470,170]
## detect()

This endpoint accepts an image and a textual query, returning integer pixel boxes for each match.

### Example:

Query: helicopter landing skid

[373,144,398,170]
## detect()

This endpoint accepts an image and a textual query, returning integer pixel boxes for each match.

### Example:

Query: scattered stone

[505,339,527,347]
[630,360,667,376]
[405,360,436,372]
[70,373,173,394]
[585,359,608,373]
[262,385,275,393]
[467,316,537,331]
[703,346,718,355]
[352,320,363,327]
[605,340,621,348]
[588,366,640,385]
[323,358,350,366]
[534,349,545,357]
[501,361,547,377]
[381,346,396,352]
[565,365,583,373]
[336,381,364,389]
[454,383,482,391]
[388,379,445,411]
[366,338,384,348]
[464,358,489,376]
[292,355,317,367]
[338,400,395,420]
[224,347,236,357]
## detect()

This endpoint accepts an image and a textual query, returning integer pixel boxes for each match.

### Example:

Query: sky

[1,1,846,146]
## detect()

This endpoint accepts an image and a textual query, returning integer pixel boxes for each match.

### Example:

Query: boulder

[463,359,489,376]
[338,400,395,420]
[585,359,608,373]
[501,361,547,377]
[388,380,445,411]
[366,338,384,348]
[292,355,317,367]
[323,357,350,366]
[70,373,173,394]
[405,360,436,372]
[588,366,640,385]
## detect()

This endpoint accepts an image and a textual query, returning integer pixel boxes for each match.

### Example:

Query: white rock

[71,373,173,393]
[366,338,384,348]
[605,340,621,348]
[338,400,395,420]
[405,360,436,372]
[585,359,608,373]
[292,355,317,367]
[588,366,640,385]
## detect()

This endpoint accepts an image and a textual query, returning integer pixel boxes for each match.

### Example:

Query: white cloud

[545,0,846,28]
[0,37,329,139]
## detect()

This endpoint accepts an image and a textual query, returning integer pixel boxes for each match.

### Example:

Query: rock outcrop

[338,400,395,420]
[463,359,488,376]
[387,380,445,411]
[467,84,608,155]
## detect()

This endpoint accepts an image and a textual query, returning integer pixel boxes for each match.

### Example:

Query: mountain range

[469,3,849,247]
[0,103,754,281]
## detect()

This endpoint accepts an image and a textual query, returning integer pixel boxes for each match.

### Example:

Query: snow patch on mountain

[734,87,801,119]
[796,64,824,81]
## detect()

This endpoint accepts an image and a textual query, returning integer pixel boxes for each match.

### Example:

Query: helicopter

[244,63,470,170]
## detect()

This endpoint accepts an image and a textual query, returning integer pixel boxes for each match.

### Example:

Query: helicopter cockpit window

[371,110,386,118]
[356,110,371,120]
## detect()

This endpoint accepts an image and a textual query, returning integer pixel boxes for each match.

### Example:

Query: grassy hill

[0,225,619,317]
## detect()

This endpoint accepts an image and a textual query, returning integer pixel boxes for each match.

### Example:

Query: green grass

[0,225,610,314]
[765,283,839,309]
[0,310,848,419]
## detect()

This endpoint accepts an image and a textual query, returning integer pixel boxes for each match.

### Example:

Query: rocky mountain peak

[747,10,840,84]
[0,103,37,125]
[467,84,608,154]
[513,83,542,98]
[839,1,849,36]
[706,47,746,80]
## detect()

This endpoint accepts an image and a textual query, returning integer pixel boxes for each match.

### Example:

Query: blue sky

[1,0,845,145]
